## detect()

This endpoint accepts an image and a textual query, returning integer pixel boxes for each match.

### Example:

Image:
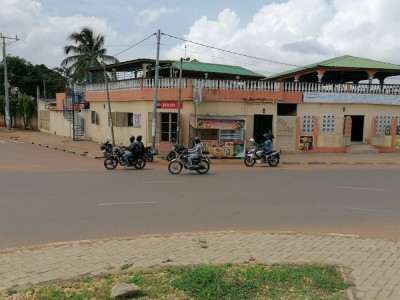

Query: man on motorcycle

[187,136,202,170]
[262,133,273,159]
[123,136,137,168]
[132,135,144,159]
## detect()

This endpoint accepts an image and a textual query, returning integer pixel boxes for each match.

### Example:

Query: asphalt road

[1,138,400,248]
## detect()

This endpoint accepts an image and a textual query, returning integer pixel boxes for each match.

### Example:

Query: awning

[190,114,246,130]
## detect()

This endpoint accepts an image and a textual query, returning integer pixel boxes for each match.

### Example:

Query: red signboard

[157,101,183,109]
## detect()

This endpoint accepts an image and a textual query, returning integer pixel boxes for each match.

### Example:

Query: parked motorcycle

[166,143,186,161]
[144,146,154,162]
[103,146,147,170]
[244,138,280,167]
[168,151,211,174]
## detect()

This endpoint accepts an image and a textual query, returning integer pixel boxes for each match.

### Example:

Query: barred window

[302,116,314,133]
[376,116,391,133]
[322,115,335,133]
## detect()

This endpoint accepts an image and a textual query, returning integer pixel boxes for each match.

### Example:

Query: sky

[2,0,400,80]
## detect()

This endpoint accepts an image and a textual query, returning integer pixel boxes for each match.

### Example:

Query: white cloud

[139,7,176,23]
[165,0,400,76]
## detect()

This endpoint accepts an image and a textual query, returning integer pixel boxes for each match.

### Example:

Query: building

[37,55,400,155]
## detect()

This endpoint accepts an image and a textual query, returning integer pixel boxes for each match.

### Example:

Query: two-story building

[38,55,400,156]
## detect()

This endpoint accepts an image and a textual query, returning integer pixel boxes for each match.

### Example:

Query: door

[253,115,273,143]
[350,115,364,142]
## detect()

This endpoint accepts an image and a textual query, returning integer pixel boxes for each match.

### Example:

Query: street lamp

[102,62,115,146]
[177,57,190,145]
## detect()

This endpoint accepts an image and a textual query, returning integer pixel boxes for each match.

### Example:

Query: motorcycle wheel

[168,161,182,174]
[146,153,154,162]
[104,157,118,170]
[166,152,175,162]
[268,157,280,167]
[134,158,147,169]
[244,156,256,167]
[196,160,210,174]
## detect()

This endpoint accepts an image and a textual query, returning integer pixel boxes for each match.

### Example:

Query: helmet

[194,136,201,144]
[129,136,135,143]
[137,135,143,141]
[249,138,255,143]
[171,137,176,143]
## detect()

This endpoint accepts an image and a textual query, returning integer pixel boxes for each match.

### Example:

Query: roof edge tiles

[172,61,265,78]
[267,55,400,79]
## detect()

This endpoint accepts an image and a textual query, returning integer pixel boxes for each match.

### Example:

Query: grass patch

[0,264,351,300]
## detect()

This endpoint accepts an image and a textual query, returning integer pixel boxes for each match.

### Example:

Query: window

[376,116,391,133]
[220,129,243,140]
[161,113,177,141]
[322,115,335,133]
[302,116,314,133]
[91,111,97,124]
[278,103,297,116]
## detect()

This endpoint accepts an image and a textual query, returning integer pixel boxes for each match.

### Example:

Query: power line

[111,33,156,57]
[161,32,301,68]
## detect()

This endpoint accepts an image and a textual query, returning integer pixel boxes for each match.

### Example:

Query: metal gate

[276,116,296,150]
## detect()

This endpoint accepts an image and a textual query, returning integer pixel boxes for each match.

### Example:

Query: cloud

[139,7,176,23]
[165,0,400,76]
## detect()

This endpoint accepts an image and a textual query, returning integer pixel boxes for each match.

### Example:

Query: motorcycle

[168,151,211,174]
[166,143,186,161]
[144,146,154,162]
[103,146,147,170]
[99,137,113,158]
[244,139,280,167]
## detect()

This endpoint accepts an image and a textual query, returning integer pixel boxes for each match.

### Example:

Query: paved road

[1,137,400,248]
[1,137,400,299]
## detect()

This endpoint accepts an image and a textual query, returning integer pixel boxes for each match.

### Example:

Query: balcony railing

[85,78,400,95]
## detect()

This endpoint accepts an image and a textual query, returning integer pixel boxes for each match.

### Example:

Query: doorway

[349,115,364,142]
[253,115,273,143]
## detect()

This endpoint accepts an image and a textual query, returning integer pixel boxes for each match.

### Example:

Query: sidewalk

[1,128,400,299]
[1,231,400,299]
[1,127,400,165]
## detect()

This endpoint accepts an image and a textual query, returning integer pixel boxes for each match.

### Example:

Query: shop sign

[299,135,313,150]
[157,101,182,109]
[196,118,246,130]
[132,114,141,128]
[303,92,400,105]
[201,140,245,158]
[193,86,202,105]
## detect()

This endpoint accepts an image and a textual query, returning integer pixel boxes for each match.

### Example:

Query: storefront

[189,114,246,158]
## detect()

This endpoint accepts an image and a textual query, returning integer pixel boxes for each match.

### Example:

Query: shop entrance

[349,115,364,142]
[253,115,273,143]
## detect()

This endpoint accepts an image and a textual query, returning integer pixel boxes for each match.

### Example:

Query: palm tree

[61,27,118,83]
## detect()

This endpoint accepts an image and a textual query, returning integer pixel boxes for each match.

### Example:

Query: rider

[132,135,144,158]
[263,133,273,159]
[123,136,137,168]
[187,136,202,170]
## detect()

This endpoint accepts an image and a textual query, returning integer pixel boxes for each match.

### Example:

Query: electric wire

[161,32,301,68]
[111,33,156,58]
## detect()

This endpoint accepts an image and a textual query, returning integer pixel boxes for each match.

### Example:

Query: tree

[1,56,66,99]
[61,27,118,83]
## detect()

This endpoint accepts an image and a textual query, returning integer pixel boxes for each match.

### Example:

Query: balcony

[84,77,400,104]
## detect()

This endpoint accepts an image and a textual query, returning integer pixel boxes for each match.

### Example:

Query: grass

[1,263,352,300]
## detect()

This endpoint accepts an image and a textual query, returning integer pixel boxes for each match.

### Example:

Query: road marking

[142,181,185,184]
[346,207,390,213]
[337,186,387,191]
[327,233,360,238]
[12,140,23,143]
[97,201,159,206]
[0,140,8,144]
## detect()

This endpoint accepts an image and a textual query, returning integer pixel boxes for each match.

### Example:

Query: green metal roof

[172,61,264,78]
[268,55,400,79]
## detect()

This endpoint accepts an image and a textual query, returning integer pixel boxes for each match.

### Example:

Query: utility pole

[151,29,161,152]
[1,33,19,129]
[177,57,190,145]
[102,63,115,146]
